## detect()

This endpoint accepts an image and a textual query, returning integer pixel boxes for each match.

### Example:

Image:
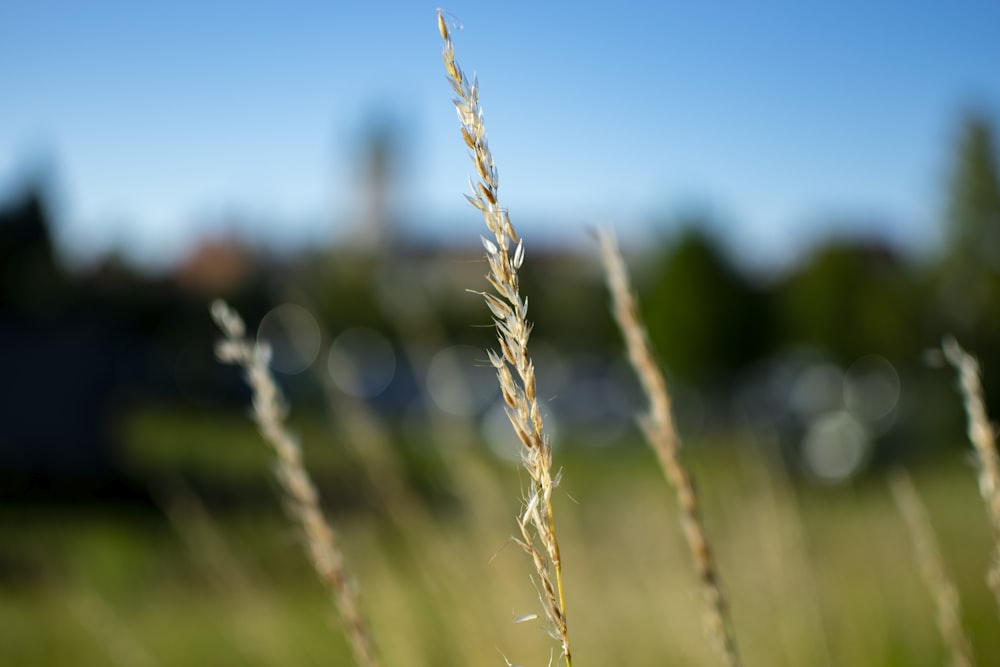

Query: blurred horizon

[3,2,1000,274]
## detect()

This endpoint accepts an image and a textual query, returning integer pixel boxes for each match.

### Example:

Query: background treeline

[1,112,999,491]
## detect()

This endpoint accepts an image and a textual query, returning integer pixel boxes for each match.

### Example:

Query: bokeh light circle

[425,345,498,416]
[801,410,870,483]
[256,303,321,375]
[327,327,396,399]
[843,355,900,425]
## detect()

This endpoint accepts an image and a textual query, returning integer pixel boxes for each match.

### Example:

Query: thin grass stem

[942,336,1000,618]
[211,299,381,667]
[597,229,742,667]
[438,11,572,666]
[889,469,976,667]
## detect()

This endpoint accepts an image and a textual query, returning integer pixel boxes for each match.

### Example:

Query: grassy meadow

[2,405,999,666]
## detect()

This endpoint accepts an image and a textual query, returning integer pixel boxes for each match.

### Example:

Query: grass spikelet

[889,469,976,667]
[210,299,381,667]
[596,229,742,667]
[438,10,572,666]
[941,336,1000,618]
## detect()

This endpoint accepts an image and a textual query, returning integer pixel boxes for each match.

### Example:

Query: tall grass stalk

[889,469,976,667]
[157,483,252,595]
[941,336,1000,617]
[597,229,742,667]
[742,439,833,666]
[157,484,289,666]
[210,299,381,667]
[438,11,572,666]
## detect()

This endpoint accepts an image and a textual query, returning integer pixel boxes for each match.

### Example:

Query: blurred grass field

[2,405,998,666]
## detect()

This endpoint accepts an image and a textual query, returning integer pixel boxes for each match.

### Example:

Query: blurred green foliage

[643,225,775,385]
[4,114,1000,407]
[775,241,923,365]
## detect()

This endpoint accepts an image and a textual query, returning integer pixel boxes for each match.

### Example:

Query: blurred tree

[0,186,69,315]
[777,240,921,364]
[945,112,1000,270]
[642,225,775,386]
[931,111,1000,403]
[516,250,619,354]
[345,111,406,256]
[934,113,1000,338]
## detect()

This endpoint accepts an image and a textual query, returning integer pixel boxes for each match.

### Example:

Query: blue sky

[2,2,999,272]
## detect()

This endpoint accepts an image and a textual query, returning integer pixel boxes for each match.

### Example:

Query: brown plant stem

[211,299,381,667]
[889,469,976,667]
[597,229,742,667]
[942,336,1000,619]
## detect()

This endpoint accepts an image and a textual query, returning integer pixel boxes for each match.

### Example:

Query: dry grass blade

[437,11,572,666]
[210,299,381,667]
[157,482,252,595]
[889,469,976,667]
[68,592,160,667]
[597,229,742,667]
[941,336,1000,617]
